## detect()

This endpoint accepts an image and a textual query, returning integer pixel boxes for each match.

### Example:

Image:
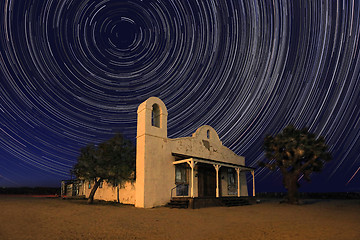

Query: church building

[62,97,255,208]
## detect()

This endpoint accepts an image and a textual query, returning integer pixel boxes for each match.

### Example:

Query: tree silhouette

[72,133,135,204]
[259,125,332,204]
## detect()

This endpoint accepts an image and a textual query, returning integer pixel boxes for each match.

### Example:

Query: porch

[171,153,256,201]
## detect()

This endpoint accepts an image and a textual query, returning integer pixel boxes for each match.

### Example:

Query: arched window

[152,104,160,127]
[207,129,210,139]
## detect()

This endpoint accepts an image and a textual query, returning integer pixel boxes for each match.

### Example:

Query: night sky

[0,0,359,193]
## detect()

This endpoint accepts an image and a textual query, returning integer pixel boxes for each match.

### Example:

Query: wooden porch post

[251,170,255,197]
[235,168,241,197]
[187,159,197,198]
[213,164,221,198]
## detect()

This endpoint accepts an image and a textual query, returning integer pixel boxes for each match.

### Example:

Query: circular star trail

[0,0,359,191]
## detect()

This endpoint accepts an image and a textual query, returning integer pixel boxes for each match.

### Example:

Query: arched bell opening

[152,104,160,128]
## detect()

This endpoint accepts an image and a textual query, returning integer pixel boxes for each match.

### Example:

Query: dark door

[198,165,216,197]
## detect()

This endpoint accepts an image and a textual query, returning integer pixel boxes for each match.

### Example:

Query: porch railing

[170,183,189,199]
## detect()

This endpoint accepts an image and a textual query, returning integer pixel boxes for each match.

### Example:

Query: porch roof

[171,152,255,171]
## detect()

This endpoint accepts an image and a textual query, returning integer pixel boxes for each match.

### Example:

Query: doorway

[197,164,216,197]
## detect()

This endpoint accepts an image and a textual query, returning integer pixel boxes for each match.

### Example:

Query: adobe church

[62,97,255,208]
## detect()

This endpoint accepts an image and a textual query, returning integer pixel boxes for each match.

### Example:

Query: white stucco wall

[82,180,136,204]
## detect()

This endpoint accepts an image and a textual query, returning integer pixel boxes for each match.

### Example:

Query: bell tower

[136,97,167,139]
[135,97,169,208]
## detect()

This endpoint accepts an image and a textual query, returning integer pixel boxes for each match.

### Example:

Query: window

[99,181,103,188]
[175,165,188,184]
[175,165,189,196]
[207,129,210,139]
[152,104,160,127]
[88,182,91,189]
[176,184,189,196]
[227,168,237,195]
[227,168,236,186]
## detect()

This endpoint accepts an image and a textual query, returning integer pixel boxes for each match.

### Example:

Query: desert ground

[0,196,359,240]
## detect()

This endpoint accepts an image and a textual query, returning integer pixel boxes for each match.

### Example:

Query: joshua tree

[72,133,135,204]
[259,125,332,204]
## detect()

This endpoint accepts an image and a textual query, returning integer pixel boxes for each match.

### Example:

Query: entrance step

[167,198,189,208]
[221,197,250,207]
[167,197,251,209]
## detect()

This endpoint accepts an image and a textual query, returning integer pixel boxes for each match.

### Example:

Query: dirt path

[0,196,359,240]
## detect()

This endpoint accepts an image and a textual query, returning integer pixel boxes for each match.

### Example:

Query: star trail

[0,0,359,192]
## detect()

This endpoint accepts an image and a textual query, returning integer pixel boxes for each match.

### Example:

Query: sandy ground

[0,196,359,240]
